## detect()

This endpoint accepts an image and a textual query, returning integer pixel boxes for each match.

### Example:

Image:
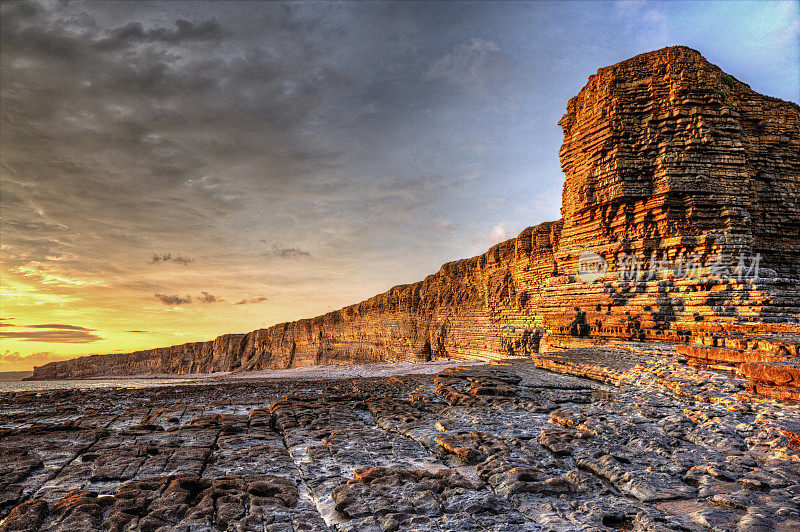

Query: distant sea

[0,371,33,382]
[0,359,484,394]
[0,371,214,393]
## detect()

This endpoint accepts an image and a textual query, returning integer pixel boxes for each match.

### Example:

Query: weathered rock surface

[3,353,800,531]
[29,47,800,407]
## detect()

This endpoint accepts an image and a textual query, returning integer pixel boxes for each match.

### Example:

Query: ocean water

[0,371,215,393]
[0,359,485,394]
[0,371,33,382]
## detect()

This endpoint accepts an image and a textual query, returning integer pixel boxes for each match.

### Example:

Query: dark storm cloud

[0,0,516,290]
[94,19,226,51]
[0,0,393,303]
[1,0,354,211]
[150,253,194,266]
[154,293,192,305]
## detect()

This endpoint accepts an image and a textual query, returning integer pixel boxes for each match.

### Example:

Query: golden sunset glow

[0,254,383,371]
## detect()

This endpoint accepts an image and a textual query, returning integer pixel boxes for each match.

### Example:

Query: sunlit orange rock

[29,47,800,404]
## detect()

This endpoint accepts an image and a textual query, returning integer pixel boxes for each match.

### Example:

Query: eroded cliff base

[3,346,799,531]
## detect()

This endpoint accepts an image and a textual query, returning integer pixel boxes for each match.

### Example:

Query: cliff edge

[29,47,800,397]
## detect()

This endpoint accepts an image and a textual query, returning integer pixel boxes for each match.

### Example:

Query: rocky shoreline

[2,347,799,531]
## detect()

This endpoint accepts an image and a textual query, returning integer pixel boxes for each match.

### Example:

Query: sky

[1,0,798,371]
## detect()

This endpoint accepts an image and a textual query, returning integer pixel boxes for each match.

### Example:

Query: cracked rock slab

[2,356,799,531]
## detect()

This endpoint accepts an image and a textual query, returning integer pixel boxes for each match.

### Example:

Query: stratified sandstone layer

[29,47,800,400]
[3,352,800,531]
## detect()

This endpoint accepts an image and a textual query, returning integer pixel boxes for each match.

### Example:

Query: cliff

[29,47,800,389]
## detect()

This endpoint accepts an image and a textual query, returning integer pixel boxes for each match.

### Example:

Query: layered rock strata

[29,47,800,394]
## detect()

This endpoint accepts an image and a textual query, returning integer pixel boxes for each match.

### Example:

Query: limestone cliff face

[29,47,800,380]
[557,46,800,277]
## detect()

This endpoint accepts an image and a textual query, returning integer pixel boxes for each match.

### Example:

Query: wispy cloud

[150,253,194,266]
[154,292,223,305]
[0,321,101,343]
[0,326,102,343]
[234,296,268,305]
[271,245,311,258]
[24,323,93,331]
[198,291,221,303]
[613,0,670,46]
[11,262,105,286]
[434,221,459,232]
[471,222,515,246]
[154,293,192,305]
[0,350,70,370]
[427,38,513,95]
[185,176,246,207]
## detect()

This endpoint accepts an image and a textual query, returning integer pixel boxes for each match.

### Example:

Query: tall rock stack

[29,47,800,398]
[557,46,800,277]
[540,47,800,340]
